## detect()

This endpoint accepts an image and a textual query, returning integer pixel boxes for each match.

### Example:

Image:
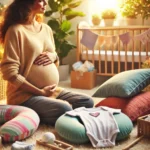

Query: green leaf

[47,20,60,31]
[62,0,73,4]
[66,11,85,20]
[68,31,75,35]
[44,10,53,17]
[63,8,71,15]
[61,20,71,32]
[68,1,82,8]
[59,41,75,58]
[56,30,67,39]
[48,0,59,12]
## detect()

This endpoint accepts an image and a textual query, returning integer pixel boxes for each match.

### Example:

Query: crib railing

[77,24,150,76]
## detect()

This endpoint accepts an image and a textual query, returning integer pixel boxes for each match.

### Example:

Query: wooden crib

[77,23,150,76]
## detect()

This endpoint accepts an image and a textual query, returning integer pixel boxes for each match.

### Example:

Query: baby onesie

[66,106,121,148]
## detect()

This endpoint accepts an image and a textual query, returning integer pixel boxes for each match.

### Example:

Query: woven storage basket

[137,115,150,137]
[0,71,7,101]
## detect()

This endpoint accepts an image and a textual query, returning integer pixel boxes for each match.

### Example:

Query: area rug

[1,123,150,150]
[0,98,150,150]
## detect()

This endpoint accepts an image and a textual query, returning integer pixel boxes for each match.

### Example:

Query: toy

[36,132,73,150]
[42,132,56,144]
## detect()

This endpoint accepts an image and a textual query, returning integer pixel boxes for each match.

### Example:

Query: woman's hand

[34,51,57,66]
[41,84,57,97]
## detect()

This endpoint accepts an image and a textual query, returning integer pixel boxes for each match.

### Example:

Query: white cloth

[66,106,121,148]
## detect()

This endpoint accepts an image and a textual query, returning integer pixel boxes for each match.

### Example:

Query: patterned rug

[1,123,150,150]
[1,99,150,150]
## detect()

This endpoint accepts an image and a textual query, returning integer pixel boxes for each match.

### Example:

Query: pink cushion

[0,105,40,142]
[96,92,150,122]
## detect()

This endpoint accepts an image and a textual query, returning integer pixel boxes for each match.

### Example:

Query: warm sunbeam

[89,0,121,15]
[96,0,118,10]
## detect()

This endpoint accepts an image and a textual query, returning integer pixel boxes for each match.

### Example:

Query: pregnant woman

[0,0,94,125]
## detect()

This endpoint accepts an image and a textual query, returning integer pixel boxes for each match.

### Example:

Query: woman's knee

[72,95,94,109]
[86,97,94,108]
[58,101,72,114]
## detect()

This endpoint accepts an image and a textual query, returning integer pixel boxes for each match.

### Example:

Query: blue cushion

[92,69,150,98]
[55,112,133,144]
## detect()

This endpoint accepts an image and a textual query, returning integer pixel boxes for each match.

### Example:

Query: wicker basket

[0,71,7,101]
[137,115,150,137]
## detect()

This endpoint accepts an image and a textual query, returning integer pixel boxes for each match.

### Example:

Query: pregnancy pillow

[55,113,133,144]
[0,105,40,142]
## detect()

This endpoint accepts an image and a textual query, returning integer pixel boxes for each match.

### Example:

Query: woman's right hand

[41,84,57,97]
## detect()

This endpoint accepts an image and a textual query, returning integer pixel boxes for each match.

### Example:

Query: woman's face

[32,0,48,14]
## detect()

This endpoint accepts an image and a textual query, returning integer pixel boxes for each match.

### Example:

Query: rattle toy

[36,132,73,150]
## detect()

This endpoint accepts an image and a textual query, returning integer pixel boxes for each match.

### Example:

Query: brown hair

[0,0,35,44]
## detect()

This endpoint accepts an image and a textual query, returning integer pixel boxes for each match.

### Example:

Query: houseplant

[44,0,85,66]
[120,0,138,25]
[120,0,150,25]
[44,0,85,80]
[101,9,117,19]
[101,9,117,26]
[92,14,101,26]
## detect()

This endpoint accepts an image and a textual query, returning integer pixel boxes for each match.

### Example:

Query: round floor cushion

[0,105,40,142]
[55,112,133,144]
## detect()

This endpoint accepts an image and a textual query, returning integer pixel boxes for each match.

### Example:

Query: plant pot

[143,18,150,26]
[124,17,138,25]
[92,18,101,26]
[58,64,69,81]
[103,19,115,26]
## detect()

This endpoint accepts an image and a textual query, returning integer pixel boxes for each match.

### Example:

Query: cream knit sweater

[1,23,62,105]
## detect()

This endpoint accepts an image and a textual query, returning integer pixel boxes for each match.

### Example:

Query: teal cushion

[114,113,133,141]
[55,112,133,144]
[0,105,40,142]
[92,69,150,98]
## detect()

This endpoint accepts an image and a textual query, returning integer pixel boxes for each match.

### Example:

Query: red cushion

[95,92,150,122]
[95,97,129,109]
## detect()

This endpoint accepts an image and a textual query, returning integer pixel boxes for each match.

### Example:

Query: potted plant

[120,0,150,25]
[44,0,85,80]
[101,9,117,19]
[120,0,138,25]
[101,9,117,26]
[120,4,137,19]
[92,14,101,26]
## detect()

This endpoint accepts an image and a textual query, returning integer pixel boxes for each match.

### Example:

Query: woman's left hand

[34,51,56,66]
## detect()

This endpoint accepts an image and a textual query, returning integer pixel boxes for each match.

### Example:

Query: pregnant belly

[27,64,59,88]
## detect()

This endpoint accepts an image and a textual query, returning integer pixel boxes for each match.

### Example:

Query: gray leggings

[20,90,94,125]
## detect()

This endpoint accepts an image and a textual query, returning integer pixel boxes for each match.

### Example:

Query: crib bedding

[81,50,150,62]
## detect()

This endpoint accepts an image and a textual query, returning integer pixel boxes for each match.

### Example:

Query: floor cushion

[55,112,133,144]
[0,105,40,142]
[92,69,150,98]
[95,92,150,122]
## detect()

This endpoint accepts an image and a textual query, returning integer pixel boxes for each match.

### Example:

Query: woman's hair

[0,0,35,43]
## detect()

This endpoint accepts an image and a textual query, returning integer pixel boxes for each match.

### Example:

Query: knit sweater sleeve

[1,26,25,88]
